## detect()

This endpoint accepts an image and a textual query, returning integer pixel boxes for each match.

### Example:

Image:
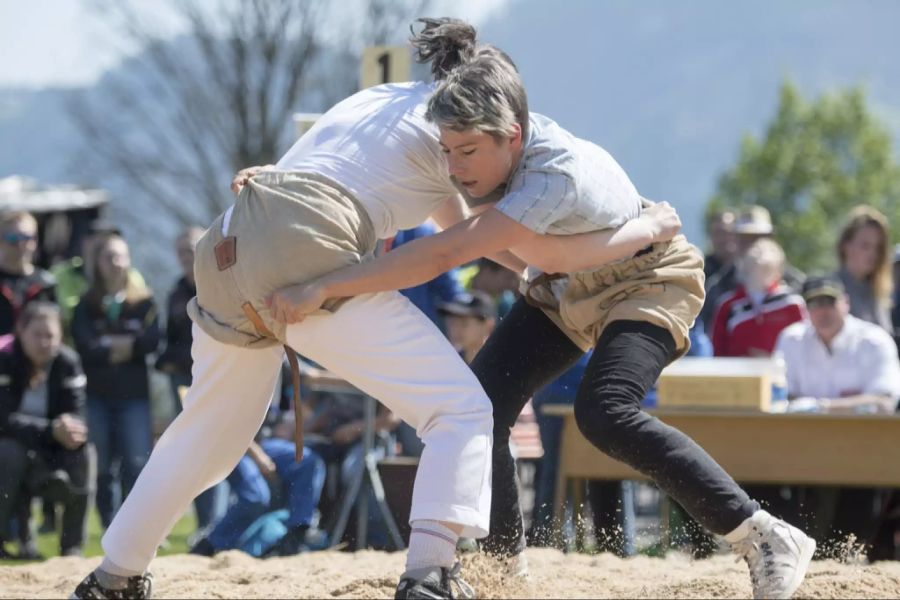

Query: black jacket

[0,267,56,336]
[155,277,196,380]
[0,338,86,450]
[71,294,161,401]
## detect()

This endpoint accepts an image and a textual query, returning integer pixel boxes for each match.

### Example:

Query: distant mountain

[479,0,900,244]
[1,0,899,289]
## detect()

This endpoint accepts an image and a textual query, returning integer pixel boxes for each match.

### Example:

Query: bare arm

[268,209,538,323]
[430,196,528,276]
[511,202,681,273]
[823,395,897,415]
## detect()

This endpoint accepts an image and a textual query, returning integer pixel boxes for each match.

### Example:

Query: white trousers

[102,291,493,572]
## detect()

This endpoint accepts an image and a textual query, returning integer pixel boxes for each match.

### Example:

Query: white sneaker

[503,552,530,580]
[730,511,816,599]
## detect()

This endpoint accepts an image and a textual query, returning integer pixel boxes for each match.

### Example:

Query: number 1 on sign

[378,52,390,84]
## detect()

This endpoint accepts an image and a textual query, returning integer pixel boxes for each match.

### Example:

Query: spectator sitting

[304,385,400,549]
[0,211,56,336]
[436,291,497,363]
[701,205,805,330]
[189,415,326,558]
[776,275,900,555]
[51,220,146,343]
[836,205,893,333]
[0,302,92,558]
[71,234,161,528]
[389,223,466,331]
[711,238,806,357]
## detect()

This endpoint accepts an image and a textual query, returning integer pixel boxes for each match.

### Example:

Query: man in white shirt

[775,274,899,556]
[776,274,900,414]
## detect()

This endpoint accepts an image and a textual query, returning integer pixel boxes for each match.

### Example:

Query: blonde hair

[838,205,892,305]
[0,211,37,232]
[86,234,151,309]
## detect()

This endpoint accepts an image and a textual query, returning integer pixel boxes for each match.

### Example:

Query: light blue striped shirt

[495,113,642,235]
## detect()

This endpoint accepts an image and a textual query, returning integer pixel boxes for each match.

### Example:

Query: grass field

[0,507,196,567]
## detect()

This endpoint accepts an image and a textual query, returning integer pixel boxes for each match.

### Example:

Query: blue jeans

[87,396,152,528]
[207,440,325,551]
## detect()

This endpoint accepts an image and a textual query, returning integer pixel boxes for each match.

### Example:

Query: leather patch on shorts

[215,236,237,271]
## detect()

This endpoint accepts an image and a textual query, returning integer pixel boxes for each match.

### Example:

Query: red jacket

[711,283,807,357]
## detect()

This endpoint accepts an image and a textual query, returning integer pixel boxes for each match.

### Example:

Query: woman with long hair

[71,234,160,529]
[836,205,893,332]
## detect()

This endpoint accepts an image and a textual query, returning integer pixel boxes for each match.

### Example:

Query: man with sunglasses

[0,212,56,336]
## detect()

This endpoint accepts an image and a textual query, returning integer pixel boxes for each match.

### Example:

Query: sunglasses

[1,232,36,245]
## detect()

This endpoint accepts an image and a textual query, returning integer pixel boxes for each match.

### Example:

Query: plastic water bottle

[771,352,789,404]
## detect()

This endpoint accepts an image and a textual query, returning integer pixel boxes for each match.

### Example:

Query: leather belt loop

[214,236,237,271]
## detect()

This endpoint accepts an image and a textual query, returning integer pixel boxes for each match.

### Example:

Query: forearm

[322,244,453,299]
[320,214,517,298]
[512,218,656,274]
[823,394,897,414]
[246,440,268,465]
[485,251,527,277]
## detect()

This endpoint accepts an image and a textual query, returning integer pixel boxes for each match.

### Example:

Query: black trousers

[471,299,759,557]
[0,437,95,552]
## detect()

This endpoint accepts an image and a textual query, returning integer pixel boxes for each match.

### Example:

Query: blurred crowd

[0,200,898,562]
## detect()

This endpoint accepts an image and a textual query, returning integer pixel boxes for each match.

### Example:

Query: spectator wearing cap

[711,239,806,357]
[51,220,146,343]
[776,275,900,415]
[701,205,805,330]
[835,205,893,334]
[436,291,498,364]
[704,209,738,283]
[0,212,56,336]
[775,274,900,555]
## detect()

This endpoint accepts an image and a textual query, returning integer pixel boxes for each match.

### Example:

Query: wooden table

[543,405,900,528]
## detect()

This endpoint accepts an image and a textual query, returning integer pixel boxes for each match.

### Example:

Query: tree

[708,81,900,273]
[69,0,427,230]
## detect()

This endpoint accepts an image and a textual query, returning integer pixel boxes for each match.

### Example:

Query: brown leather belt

[216,235,304,462]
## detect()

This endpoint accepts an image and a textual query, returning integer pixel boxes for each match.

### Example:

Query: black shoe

[61,546,83,557]
[189,537,217,557]
[394,563,474,599]
[71,571,153,600]
[261,525,309,558]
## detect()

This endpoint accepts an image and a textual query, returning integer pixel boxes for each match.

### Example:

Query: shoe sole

[781,536,816,599]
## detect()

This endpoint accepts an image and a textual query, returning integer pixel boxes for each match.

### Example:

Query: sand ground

[2,548,899,599]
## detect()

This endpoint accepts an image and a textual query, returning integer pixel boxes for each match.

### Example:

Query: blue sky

[0,0,509,88]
